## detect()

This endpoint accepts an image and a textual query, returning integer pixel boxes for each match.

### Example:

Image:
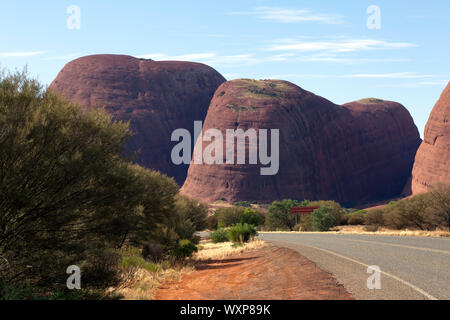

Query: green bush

[0,70,180,295]
[210,228,229,243]
[362,184,450,231]
[215,206,263,228]
[307,200,345,225]
[174,196,208,231]
[241,208,262,226]
[119,248,160,273]
[216,207,245,227]
[346,210,367,225]
[265,199,301,230]
[227,223,257,243]
[205,215,218,230]
[311,206,337,231]
[170,239,198,260]
[364,209,385,227]
[298,214,313,231]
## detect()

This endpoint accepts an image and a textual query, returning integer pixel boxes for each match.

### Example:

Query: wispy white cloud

[265,39,416,53]
[375,81,449,88]
[342,72,435,79]
[41,53,82,61]
[261,72,446,80]
[296,54,410,64]
[136,52,296,67]
[231,6,345,24]
[0,51,46,57]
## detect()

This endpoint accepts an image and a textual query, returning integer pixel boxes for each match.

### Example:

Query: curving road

[259,233,450,300]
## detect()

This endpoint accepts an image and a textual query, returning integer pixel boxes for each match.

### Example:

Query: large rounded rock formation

[180,79,421,205]
[411,82,450,194]
[49,54,226,184]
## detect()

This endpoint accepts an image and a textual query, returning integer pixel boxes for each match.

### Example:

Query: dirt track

[155,245,353,300]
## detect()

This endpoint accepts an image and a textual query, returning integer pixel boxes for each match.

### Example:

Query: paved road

[259,233,450,300]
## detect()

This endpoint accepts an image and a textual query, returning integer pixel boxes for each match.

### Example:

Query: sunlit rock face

[50,54,226,184]
[412,82,450,194]
[181,79,421,205]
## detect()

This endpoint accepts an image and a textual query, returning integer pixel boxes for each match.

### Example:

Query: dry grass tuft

[110,239,267,299]
[193,239,267,261]
[110,264,194,300]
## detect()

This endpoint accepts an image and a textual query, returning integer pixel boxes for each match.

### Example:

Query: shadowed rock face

[180,79,421,205]
[411,82,450,194]
[49,54,226,184]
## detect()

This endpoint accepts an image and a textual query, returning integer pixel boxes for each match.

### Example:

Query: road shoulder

[155,244,354,300]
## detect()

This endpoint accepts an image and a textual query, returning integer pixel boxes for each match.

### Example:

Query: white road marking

[267,238,439,300]
[296,243,438,300]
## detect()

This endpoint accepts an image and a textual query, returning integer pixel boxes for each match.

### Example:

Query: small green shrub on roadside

[311,206,337,231]
[298,214,313,231]
[215,207,263,227]
[119,247,160,273]
[265,199,300,230]
[170,239,198,260]
[364,209,385,227]
[206,215,218,230]
[210,228,229,243]
[227,223,257,244]
[346,210,367,225]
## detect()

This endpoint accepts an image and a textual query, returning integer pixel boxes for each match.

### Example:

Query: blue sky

[1,0,449,136]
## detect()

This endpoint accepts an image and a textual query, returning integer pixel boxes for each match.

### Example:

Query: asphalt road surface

[259,233,450,300]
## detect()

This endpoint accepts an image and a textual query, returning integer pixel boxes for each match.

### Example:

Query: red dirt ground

[155,245,353,300]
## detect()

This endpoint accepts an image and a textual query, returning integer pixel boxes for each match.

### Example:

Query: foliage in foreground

[0,70,206,299]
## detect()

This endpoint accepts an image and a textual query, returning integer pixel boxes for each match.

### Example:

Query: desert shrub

[346,210,367,225]
[0,70,131,291]
[215,206,263,228]
[210,228,229,243]
[0,70,210,296]
[241,208,263,226]
[265,199,300,230]
[119,248,159,273]
[205,214,218,230]
[215,206,245,227]
[142,241,167,263]
[362,184,450,231]
[118,247,160,286]
[170,240,198,260]
[311,206,337,231]
[364,209,385,226]
[378,194,436,230]
[429,183,450,231]
[0,280,34,300]
[79,247,122,288]
[308,200,346,225]
[174,196,208,231]
[298,214,313,231]
[227,223,257,244]
[233,201,252,207]
[215,207,244,227]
